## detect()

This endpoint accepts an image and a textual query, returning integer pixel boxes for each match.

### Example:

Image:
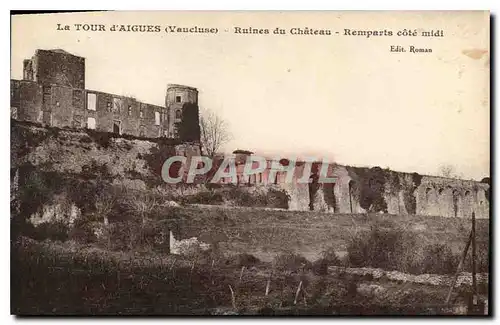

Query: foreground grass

[11,237,478,316]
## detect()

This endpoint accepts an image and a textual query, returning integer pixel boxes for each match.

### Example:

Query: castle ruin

[11,49,199,139]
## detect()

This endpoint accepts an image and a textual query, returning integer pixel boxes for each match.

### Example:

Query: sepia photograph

[9,10,490,316]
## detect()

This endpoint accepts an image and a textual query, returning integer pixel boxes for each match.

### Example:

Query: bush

[320,247,342,266]
[346,224,420,272]
[68,220,97,244]
[230,188,264,206]
[30,221,69,242]
[273,252,311,273]
[463,240,489,273]
[80,160,113,181]
[267,188,290,209]
[183,190,224,205]
[311,259,329,275]
[99,221,169,252]
[420,243,458,274]
[345,224,474,275]
[224,253,260,268]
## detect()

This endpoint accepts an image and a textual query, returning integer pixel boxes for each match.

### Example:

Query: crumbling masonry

[11,49,199,139]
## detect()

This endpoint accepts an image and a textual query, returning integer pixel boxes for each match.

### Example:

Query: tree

[200,109,232,157]
[95,191,116,226]
[126,191,159,225]
[438,164,461,179]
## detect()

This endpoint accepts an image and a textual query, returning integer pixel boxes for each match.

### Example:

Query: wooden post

[294,281,303,305]
[445,230,473,305]
[471,211,477,306]
[265,271,272,296]
[239,266,245,285]
[229,285,236,309]
[210,259,215,285]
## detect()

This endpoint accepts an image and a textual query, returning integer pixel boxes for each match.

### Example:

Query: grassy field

[11,237,483,316]
[11,204,489,315]
[166,206,489,264]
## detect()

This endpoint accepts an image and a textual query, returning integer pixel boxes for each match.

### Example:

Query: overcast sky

[11,11,490,180]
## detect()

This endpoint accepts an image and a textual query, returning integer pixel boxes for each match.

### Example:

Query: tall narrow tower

[165,84,199,138]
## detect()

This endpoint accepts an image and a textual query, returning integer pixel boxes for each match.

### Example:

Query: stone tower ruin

[165,84,199,139]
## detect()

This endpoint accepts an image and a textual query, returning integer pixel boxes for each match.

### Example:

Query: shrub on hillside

[224,253,260,268]
[227,187,265,207]
[223,186,290,208]
[98,221,169,252]
[273,252,311,273]
[182,190,224,205]
[267,188,290,209]
[68,221,97,244]
[29,220,69,242]
[312,247,343,275]
[420,243,457,275]
[320,247,342,266]
[463,240,490,273]
[346,223,420,272]
[81,160,113,181]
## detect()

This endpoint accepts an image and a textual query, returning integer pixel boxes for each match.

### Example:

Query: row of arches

[326,179,489,217]
[421,185,487,218]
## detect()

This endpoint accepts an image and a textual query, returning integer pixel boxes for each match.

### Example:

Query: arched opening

[425,188,433,200]
[452,190,460,218]
[323,182,337,213]
[308,173,319,211]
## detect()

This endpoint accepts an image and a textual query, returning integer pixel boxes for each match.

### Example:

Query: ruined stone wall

[306,165,490,219]
[11,121,489,219]
[30,49,86,89]
[13,49,198,140]
[273,163,489,219]
[11,79,167,139]
[415,176,489,219]
[165,84,199,138]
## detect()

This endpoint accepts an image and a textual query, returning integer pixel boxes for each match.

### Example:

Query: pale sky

[11,11,490,180]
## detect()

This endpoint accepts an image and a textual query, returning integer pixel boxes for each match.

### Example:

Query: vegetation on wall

[140,142,178,187]
[16,163,65,220]
[179,103,201,142]
[402,172,423,215]
[308,172,320,211]
[182,186,290,209]
[344,166,426,215]
[346,166,388,213]
[384,169,402,196]
[481,177,490,202]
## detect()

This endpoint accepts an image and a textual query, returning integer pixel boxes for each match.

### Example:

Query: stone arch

[308,173,320,211]
[452,189,460,218]
[463,190,473,217]
[323,182,337,213]
[425,187,433,200]
[464,190,471,203]
[424,187,437,215]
